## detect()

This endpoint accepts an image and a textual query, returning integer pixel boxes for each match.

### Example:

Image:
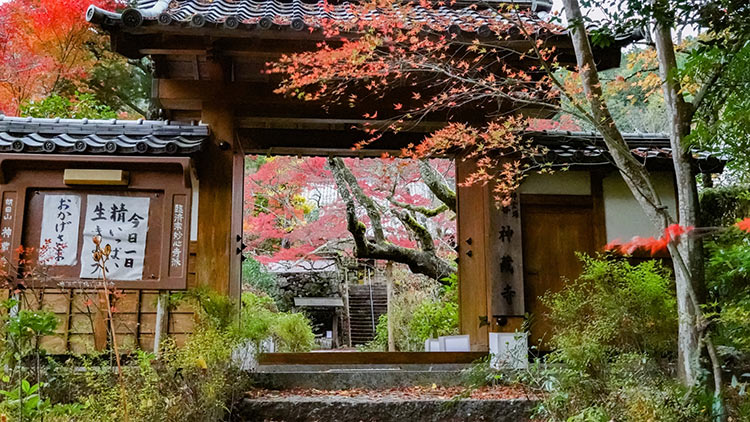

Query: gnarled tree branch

[418,160,456,212]
[329,157,455,282]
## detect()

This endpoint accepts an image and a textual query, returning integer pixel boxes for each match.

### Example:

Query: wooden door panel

[522,202,595,350]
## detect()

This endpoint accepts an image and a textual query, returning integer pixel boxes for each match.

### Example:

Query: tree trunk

[652,21,705,386]
[561,0,704,386]
[329,157,456,282]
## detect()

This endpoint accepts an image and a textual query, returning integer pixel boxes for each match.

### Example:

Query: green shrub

[366,273,458,351]
[273,313,316,352]
[704,233,750,355]
[700,185,750,227]
[542,254,677,366]
[526,255,715,421]
[48,326,249,422]
[242,257,282,306]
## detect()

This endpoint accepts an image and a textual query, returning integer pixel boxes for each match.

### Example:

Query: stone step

[234,391,534,422]
[251,365,473,390]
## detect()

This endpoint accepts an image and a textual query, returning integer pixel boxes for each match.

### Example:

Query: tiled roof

[526,130,725,173]
[86,0,557,35]
[0,116,207,155]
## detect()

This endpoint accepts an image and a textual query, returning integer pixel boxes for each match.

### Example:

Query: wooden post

[230,147,244,299]
[455,157,490,351]
[153,292,169,355]
[385,262,395,352]
[195,55,244,299]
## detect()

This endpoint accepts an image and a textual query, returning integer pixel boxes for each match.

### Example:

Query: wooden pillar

[456,157,527,351]
[197,100,243,297]
[455,157,490,351]
[192,54,245,298]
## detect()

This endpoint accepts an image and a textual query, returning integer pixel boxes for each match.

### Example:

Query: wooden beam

[236,117,445,132]
[244,147,403,158]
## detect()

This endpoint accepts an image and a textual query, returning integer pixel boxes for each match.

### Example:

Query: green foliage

[460,356,506,388]
[366,273,458,351]
[235,291,315,353]
[408,275,459,341]
[20,92,117,120]
[542,254,677,365]
[48,327,248,421]
[0,379,51,421]
[171,288,315,353]
[85,51,152,117]
[0,299,63,421]
[0,287,315,421]
[6,309,59,351]
[688,43,750,180]
[241,256,282,306]
[272,313,316,352]
[525,255,715,421]
[704,231,750,355]
[700,185,750,227]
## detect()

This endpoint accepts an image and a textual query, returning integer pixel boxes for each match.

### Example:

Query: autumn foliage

[267,1,572,206]
[243,156,456,266]
[0,0,120,115]
[605,218,750,256]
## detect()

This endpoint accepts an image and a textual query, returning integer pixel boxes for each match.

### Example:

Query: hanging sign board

[39,194,81,266]
[79,194,151,281]
[1,155,193,290]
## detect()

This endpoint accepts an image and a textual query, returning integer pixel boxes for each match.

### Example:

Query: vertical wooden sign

[0,191,18,258]
[488,192,524,318]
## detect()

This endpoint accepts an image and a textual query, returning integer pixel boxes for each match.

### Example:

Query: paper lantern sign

[79,194,150,281]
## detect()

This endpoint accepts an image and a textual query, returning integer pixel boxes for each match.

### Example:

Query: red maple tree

[243,156,456,280]
[0,0,120,114]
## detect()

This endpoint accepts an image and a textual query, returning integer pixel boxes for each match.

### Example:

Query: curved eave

[0,116,208,156]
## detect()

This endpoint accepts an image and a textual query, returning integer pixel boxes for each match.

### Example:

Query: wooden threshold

[258,351,488,365]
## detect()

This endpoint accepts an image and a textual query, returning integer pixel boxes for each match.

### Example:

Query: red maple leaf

[736,218,750,233]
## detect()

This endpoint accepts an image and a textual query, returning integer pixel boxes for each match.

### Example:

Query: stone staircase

[239,355,536,422]
[347,284,387,345]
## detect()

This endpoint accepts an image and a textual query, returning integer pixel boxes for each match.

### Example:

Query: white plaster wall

[603,172,677,242]
[519,171,591,195]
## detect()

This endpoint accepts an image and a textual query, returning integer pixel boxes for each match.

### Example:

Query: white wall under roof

[603,171,677,242]
[519,170,678,243]
[520,171,591,195]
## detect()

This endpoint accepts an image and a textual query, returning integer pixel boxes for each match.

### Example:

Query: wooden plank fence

[15,241,198,354]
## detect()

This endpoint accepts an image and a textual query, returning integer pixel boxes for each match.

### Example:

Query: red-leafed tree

[0,0,150,117]
[243,156,456,282]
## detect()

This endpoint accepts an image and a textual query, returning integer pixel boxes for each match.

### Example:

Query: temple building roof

[86,0,559,35]
[526,130,725,173]
[0,116,207,155]
[0,116,724,173]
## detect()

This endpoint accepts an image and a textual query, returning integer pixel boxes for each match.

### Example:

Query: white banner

[39,195,81,266]
[79,195,150,281]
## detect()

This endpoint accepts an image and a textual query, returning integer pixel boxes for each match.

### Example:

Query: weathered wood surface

[455,157,490,351]
[20,242,198,354]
